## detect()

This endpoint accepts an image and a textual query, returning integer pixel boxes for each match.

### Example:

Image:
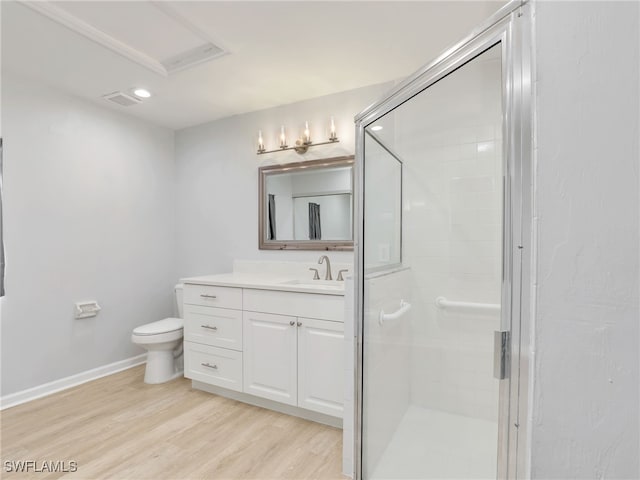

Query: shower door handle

[493,330,510,380]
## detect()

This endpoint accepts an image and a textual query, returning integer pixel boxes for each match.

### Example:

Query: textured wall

[532,2,640,478]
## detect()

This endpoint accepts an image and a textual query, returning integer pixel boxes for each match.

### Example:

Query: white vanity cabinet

[183,282,345,420]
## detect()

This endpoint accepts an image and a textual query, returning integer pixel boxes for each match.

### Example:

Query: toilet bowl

[131,284,184,384]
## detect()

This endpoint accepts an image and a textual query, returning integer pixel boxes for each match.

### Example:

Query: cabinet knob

[289,320,295,326]
[297,321,302,327]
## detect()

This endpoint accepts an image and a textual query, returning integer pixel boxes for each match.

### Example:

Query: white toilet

[131,284,184,384]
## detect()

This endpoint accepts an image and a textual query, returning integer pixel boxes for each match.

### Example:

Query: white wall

[532,2,640,478]
[1,76,177,396]
[174,83,391,277]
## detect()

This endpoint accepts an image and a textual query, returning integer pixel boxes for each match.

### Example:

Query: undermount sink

[280,279,344,289]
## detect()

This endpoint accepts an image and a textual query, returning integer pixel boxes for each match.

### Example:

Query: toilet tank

[174,283,184,318]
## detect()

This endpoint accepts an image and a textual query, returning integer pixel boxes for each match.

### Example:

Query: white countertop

[180,272,346,296]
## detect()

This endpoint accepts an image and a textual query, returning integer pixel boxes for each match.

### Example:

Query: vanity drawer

[184,305,242,351]
[183,284,242,310]
[243,289,344,322]
[184,342,243,392]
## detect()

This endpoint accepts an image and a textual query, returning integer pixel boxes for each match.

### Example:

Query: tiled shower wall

[399,47,503,422]
[404,128,502,422]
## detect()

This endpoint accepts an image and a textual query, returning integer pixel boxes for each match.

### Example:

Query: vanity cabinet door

[243,311,297,406]
[297,317,344,417]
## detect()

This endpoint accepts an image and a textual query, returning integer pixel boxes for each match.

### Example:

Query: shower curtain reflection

[268,193,276,240]
[308,202,321,240]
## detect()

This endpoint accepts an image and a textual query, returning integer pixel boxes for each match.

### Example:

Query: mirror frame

[258,155,355,250]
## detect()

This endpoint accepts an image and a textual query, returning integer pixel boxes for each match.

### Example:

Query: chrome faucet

[317,255,333,281]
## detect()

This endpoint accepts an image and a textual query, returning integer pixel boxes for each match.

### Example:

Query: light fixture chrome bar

[256,138,339,155]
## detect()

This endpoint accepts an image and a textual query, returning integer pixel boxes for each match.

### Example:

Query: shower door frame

[353,1,533,479]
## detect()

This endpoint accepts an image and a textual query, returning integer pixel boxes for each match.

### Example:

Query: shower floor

[370,405,498,479]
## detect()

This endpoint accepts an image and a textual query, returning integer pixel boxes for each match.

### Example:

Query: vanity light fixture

[257,117,340,155]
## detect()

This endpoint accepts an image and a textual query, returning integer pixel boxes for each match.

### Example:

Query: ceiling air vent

[161,43,226,75]
[102,92,142,107]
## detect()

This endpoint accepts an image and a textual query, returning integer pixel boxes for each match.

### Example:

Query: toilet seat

[132,317,183,336]
[131,318,183,345]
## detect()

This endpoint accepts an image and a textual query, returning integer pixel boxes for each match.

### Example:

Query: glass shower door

[360,43,506,479]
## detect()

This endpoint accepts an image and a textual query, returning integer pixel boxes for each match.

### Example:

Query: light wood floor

[1,366,345,480]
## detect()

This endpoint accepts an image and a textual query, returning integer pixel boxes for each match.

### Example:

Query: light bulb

[258,130,265,151]
[304,121,311,143]
[280,126,287,148]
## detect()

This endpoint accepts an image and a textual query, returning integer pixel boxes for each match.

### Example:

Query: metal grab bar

[379,300,412,325]
[435,296,500,314]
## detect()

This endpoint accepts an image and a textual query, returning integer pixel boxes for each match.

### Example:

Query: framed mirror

[259,155,354,250]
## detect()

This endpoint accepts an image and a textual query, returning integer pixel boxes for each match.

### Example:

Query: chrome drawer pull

[201,362,218,370]
[200,294,217,299]
[201,325,218,331]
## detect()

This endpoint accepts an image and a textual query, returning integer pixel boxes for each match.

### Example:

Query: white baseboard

[0,354,147,410]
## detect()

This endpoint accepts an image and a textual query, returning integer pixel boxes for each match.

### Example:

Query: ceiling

[2,1,506,130]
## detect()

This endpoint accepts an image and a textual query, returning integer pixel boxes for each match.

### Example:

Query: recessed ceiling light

[133,88,152,99]
[371,125,383,131]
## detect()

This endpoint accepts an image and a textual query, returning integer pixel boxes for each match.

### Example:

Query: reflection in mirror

[259,156,354,250]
